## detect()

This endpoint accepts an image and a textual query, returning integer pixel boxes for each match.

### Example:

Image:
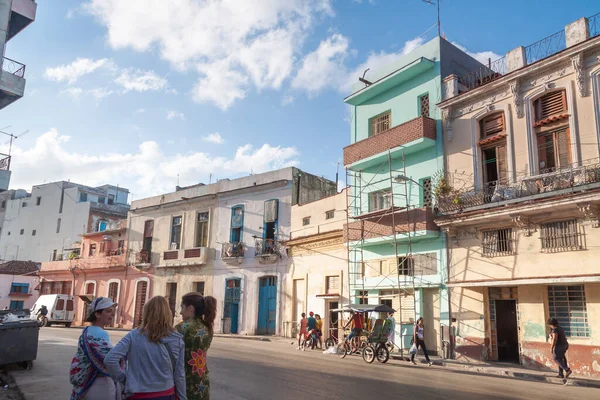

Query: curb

[214,334,271,342]
[390,355,600,389]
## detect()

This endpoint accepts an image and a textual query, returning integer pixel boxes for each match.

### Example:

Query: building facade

[39,220,150,328]
[0,181,129,262]
[0,260,38,310]
[127,168,336,334]
[437,14,600,377]
[284,190,348,339]
[343,37,485,354]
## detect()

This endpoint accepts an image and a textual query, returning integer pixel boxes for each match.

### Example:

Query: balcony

[221,242,244,264]
[159,247,211,268]
[436,160,600,217]
[0,57,26,110]
[343,116,436,168]
[7,0,37,41]
[254,238,281,264]
[9,291,32,297]
[344,207,439,244]
[90,201,130,217]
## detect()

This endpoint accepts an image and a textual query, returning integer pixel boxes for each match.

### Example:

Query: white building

[127,168,336,334]
[0,181,130,262]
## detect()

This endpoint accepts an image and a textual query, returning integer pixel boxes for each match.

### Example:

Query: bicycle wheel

[376,344,390,363]
[325,338,334,349]
[362,344,375,364]
[337,342,349,359]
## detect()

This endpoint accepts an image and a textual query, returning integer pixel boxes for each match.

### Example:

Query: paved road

[10,328,599,399]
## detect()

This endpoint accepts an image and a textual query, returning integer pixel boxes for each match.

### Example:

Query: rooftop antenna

[0,129,29,156]
[209,173,212,184]
[423,0,441,37]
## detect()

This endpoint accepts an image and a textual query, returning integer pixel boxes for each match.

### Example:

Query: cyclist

[305,312,318,349]
[37,305,48,324]
[343,310,364,352]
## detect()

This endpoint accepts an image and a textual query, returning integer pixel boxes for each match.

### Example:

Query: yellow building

[436,14,600,378]
[284,190,348,340]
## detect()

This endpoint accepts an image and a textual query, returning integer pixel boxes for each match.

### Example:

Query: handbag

[409,343,418,355]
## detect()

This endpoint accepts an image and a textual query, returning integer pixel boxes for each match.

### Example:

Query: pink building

[0,261,39,311]
[39,220,152,328]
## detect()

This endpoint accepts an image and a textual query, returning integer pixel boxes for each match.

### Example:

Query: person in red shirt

[343,310,364,351]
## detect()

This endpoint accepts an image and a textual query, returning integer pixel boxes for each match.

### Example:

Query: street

[7,328,599,399]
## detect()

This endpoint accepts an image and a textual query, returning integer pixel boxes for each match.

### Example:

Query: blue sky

[2,0,598,199]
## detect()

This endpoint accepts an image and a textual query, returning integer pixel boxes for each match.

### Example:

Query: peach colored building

[436,14,600,377]
[39,220,151,328]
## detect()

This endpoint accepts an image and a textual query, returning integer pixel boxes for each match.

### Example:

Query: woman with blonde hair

[176,292,217,400]
[105,296,186,400]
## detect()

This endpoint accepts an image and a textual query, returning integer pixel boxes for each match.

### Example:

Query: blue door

[224,279,241,334]
[257,276,277,335]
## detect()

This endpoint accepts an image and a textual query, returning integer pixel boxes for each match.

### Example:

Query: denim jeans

[411,338,431,363]
[553,345,570,377]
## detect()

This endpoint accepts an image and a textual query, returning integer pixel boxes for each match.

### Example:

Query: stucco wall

[0,274,39,310]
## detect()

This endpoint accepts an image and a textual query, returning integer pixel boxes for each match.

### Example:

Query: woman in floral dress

[176,293,217,400]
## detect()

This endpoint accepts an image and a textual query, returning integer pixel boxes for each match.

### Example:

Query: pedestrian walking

[176,292,217,400]
[411,317,432,366]
[104,296,186,400]
[69,297,120,400]
[297,312,308,350]
[547,317,572,382]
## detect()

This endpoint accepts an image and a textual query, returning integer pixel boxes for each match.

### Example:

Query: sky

[1,0,599,200]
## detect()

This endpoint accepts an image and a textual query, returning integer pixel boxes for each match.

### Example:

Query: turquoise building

[343,37,483,354]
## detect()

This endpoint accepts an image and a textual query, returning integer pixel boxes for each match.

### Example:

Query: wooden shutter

[108,282,118,302]
[556,128,571,167]
[264,199,279,223]
[326,276,340,294]
[481,113,505,138]
[134,281,148,327]
[143,220,154,238]
[535,91,567,122]
[399,291,415,323]
[496,144,508,182]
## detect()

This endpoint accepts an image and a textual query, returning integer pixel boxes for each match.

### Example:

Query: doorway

[495,300,519,362]
[257,276,277,335]
[327,300,339,340]
[224,278,241,334]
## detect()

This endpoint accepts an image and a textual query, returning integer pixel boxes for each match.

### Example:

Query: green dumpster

[0,319,39,369]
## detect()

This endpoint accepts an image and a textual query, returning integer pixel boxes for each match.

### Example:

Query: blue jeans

[347,328,361,342]
[553,345,570,377]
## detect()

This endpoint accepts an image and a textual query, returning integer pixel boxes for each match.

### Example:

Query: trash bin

[0,319,39,368]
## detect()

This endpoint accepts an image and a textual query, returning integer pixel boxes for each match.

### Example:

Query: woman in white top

[411,317,432,366]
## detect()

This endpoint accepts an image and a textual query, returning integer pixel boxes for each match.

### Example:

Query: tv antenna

[0,128,29,156]
[423,0,441,37]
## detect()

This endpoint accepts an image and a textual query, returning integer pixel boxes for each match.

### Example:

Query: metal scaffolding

[345,150,422,355]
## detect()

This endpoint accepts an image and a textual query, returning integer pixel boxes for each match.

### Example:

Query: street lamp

[394,174,422,187]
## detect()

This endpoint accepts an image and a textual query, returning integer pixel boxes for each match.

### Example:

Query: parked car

[30,294,75,327]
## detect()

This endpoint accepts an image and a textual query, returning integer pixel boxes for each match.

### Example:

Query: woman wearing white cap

[69,296,120,400]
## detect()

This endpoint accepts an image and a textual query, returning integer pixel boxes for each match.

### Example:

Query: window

[56,299,65,310]
[143,220,154,253]
[537,128,570,172]
[325,210,335,220]
[36,197,41,206]
[89,244,97,257]
[99,242,106,254]
[421,178,433,207]
[66,299,74,311]
[396,256,415,276]
[1,200,5,209]
[170,216,182,250]
[480,113,505,138]
[263,199,279,242]
[22,202,27,208]
[108,282,119,302]
[56,218,61,234]
[326,276,340,294]
[540,220,582,252]
[370,111,391,136]
[195,212,209,248]
[52,249,57,261]
[9,300,24,310]
[195,281,205,296]
[80,192,88,202]
[419,94,430,117]
[482,228,514,257]
[108,194,115,205]
[479,113,508,193]
[230,206,244,243]
[98,220,108,232]
[98,197,106,204]
[548,285,589,337]
[302,217,311,226]
[20,229,24,235]
[117,240,125,253]
[369,189,391,212]
[534,90,567,124]
[10,283,29,294]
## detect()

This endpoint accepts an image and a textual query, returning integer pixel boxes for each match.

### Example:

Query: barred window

[548,285,589,337]
[422,178,433,207]
[358,290,368,304]
[540,220,583,252]
[370,111,391,136]
[482,228,515,257]
[369,189,391,212]
[419,94,430,117]
[397,256,414,276]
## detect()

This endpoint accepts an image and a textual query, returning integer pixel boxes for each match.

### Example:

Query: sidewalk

[391,354,600,389]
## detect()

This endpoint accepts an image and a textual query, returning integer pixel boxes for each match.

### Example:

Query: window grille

[482,228,515,257]
[419,94,430,117]
[540,220,583,252]
[370,112,390,136]
[422,178,433,207]
[548,285,589,337]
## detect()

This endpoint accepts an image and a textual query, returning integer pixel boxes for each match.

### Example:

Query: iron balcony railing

[2,56,25,78]
[221,242,244,258]
[254,238,281,258]
[458,11,600,93]
[437,159,600,215]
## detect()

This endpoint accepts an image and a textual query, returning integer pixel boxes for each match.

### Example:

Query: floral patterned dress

[176,318,212,400]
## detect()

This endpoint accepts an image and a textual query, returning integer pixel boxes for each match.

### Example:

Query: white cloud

[292,33,350,95]
[451,42,502,67]
[45,58,113,84]
[115,68,169,92]
[166,110,185,120]
[135,108,145,114]
[202,133,224,144]
[7,129,299,198]
[88,87,113,99]
[61,86,113,100]
[282,95,295,106]
[84,0,334,109]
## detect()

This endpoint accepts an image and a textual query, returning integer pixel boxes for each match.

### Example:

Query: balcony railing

[343,116,436,166]
[221,242,244,259]
[254,238,281,258]
[2,57,25,78]
[436,159,600,215]
[136,250,150,264]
